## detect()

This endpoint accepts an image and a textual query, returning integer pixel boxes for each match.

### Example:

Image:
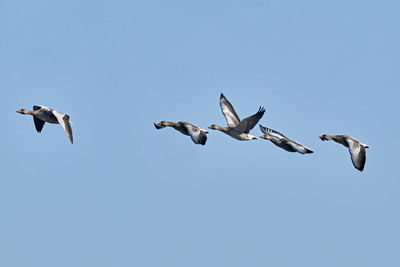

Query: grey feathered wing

[182,123,207,145]
[52,110,73,144]
[219,94,241,127]
[235,107,265,133]
[347,139,366,171]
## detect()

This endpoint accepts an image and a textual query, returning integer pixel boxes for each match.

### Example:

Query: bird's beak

[319,135,324,140]
[16,110,22,114]
[260,135,267,139]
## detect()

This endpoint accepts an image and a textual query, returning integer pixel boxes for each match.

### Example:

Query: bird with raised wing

[17,105,73,144]
[259,125,313,154]
[319,134,369,171]
[208,93,265,141]
[154,121,208,145]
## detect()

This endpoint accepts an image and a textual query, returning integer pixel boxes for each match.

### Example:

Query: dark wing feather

[33,117,45,132]
[197,134,207,145]
[235,107,265,133]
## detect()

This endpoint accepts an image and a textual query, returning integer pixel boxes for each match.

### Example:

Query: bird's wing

[347,138,366,171]
[33,117,45,132]
[219,94,241,127]
[32,105,46,132]
[52,110,73,144]
[33,105,52,111]
[182,123,207,145]
[259,124,268,134]
[286,140,313,154]
[259,125,286,139]
[235,107,265,133]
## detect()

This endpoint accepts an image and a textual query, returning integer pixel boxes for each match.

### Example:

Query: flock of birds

[154,93,369,172]
[16,93,370,172]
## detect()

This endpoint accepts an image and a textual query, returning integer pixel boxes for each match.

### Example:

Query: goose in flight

[154,121,208,145]
[17,105,73,144]
[319,134,369,171]
[259,125,313,154]
[208,93,265,140]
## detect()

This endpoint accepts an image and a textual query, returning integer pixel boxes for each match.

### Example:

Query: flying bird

[208,93,265,141]
[17,105,73,144]
[154,121,208,145]
[319,134,369,171]
[259,125,313,154]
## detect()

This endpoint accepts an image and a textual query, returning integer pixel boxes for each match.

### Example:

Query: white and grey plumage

[259,125,313,154]
[154,121,208,145]
[208,93,265,141]
[319,134,369,171]
[17,105,73,144]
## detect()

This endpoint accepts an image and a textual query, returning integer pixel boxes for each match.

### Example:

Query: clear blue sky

[1,0,399,266]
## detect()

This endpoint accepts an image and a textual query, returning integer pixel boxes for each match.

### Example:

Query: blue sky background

[1,0,399,266]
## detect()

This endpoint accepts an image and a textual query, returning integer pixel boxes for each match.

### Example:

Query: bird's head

[16,108,29,114]
[260,135,272,140]
[319,134,331,141]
